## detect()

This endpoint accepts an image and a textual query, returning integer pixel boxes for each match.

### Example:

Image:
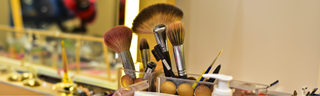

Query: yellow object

[195,85,212,96]
[10,0,23,29]
[10,0,24,38]
[120,74,133,87]
[160,81,176,94]
[192,48,224,88]
[75,40,81,74]
[61,41,70,83]
[134,62,144,78]
[177,83,193,96]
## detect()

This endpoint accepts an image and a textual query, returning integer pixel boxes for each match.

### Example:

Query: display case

[0,25,119,95]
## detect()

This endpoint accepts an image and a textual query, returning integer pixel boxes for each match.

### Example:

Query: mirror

[0,0,125,81]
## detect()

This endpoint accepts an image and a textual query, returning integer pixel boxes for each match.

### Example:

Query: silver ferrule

[173,45,187,77]
[162,59,171,70]
[141,49,150,69]
[153,24,168,52]
[119,50,136,78]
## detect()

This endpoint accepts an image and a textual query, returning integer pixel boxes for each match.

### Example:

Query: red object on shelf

[63,0,97,23]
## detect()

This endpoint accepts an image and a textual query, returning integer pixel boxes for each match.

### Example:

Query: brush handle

[143,62,157,80]
[162,59,177,78]
[151,48,170,77]
[154,45,176,78]
[163,51,172,68]
[141,49,150,69]
[205,64,221,88]
[311,88,318,95]
[153,25,168,52]
[192,66,212,88]
[119,50,136,79]
[173,45,187,79]
[208,64,221,82]
[268,80,279,88]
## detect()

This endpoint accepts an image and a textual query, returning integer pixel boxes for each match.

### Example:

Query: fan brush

[132,3,183,34]
[132,3,183,77]
[103,25,135,78]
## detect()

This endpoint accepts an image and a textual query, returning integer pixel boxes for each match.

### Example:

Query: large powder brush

[103,25,135,78]
[132,3,183,34]
[167,21,187,79]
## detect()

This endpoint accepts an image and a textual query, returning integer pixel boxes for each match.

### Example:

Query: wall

[87,0,118,36]
[176,0,320,93]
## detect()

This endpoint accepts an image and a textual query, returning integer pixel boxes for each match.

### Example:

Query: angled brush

[167,21,187,79]
[140,38,150,70]
[103,25,135,78]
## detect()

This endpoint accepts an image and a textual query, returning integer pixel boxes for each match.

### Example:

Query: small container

[157,73,270,96]
[229,80,269,94]
[117,68,163,92]
[157,73,216,95]
[258,89,293,96]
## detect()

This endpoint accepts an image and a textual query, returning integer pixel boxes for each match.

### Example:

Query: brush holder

[117,67,163,92]
[156,73,270,96]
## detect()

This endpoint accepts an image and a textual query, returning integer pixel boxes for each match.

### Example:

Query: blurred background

[0,0,319,95]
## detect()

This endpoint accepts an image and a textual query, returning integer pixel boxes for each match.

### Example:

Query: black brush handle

[163,51,172,68]
[311,88,318,95]
[154,45,176,78]
[152,48,170,77]
[151,49,160,61]
[205,64,221,88]
[269,80,279,88]
[207,64,221,82]
[306,91,310,96]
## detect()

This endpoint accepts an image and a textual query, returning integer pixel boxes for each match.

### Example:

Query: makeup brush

[140,38,150,70]
[310,88,318,95]
[207,64,222,83]
[132,3,183,77]
[306,91,310,96]
[193,48,224,88]
[167,21,187,79]
[267,80,279,88]
[132,3,183,34]
[103,25,135,78]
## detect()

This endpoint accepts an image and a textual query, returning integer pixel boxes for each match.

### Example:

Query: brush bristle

[104,25,132,53]
[140,38,149,50]
[167,21,185,46]
[132,3,183,34]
